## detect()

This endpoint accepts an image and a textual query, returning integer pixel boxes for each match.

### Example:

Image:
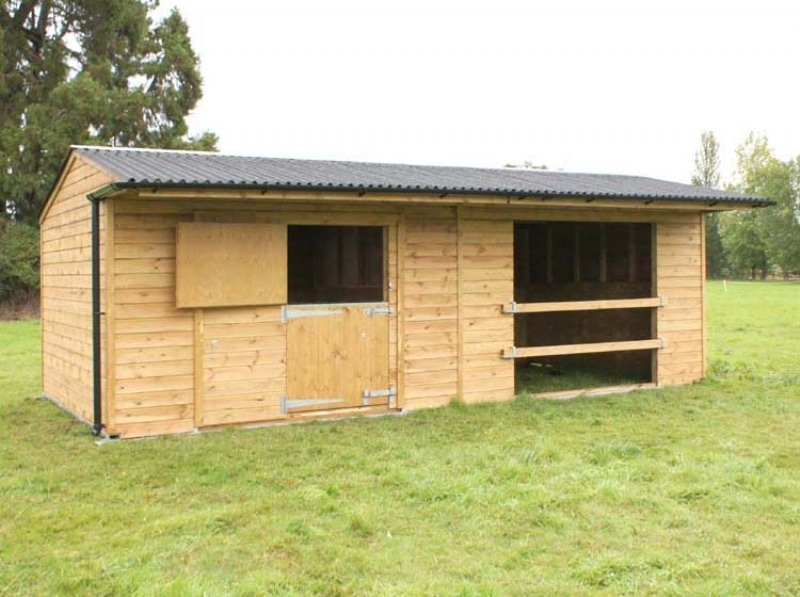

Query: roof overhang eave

[93,180,774,209]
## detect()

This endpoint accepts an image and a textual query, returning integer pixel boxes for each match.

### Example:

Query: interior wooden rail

[502,338,663,359]
[502,296,664,314]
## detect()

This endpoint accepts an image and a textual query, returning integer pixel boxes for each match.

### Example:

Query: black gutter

[91,198,103,436]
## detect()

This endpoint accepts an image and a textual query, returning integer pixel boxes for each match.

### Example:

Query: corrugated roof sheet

[73,146,771,206]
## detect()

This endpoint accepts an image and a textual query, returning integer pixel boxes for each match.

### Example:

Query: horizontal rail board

[503,297,663,314]
[503,338,663,359]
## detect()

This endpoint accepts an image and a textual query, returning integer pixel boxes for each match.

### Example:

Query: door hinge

[363,306,394,317]
[362,387,397,408]
[282,306,343,323]
[281,396,345,414]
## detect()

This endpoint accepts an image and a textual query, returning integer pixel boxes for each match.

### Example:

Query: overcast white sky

[158,0,800,184]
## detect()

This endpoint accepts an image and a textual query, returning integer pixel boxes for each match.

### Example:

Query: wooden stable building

[39,146,769,438]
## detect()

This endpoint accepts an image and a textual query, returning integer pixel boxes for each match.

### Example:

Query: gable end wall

[40,157,112,422]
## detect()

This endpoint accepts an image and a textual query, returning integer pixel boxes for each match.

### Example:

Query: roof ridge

[72,144,218,157]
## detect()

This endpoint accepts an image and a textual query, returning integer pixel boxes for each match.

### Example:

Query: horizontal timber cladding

[40,155,113,423]
[401,208,459,409]
[106,199,404,436]
[201,305,286,427]
[655,212,706,385]
[458,211,515,403]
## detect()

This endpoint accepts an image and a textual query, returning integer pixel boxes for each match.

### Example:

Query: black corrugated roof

[74,146,771,206]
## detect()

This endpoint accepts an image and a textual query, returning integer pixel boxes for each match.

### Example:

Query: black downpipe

[91,200,103,436]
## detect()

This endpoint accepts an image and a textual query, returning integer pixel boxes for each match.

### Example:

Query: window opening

[288,225,384,304]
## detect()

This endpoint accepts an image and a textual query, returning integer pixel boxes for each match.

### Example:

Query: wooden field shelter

[39,146,770,438]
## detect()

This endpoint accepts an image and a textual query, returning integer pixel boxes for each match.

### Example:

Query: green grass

[1,281,800,595]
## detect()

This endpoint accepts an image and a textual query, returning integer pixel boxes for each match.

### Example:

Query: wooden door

[284,303,392,413]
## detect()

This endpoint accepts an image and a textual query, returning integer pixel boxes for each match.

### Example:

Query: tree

[691,131,721,189]
[0,0,217,224]
[726,134,800,278]
[0,220,39,301]
[720,210,768,279]
[690,131,727,278]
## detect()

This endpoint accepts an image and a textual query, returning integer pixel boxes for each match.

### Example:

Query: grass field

[1,281,799,595]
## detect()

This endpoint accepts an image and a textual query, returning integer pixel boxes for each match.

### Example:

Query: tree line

[693,131,800,279]
[0,0,216,304]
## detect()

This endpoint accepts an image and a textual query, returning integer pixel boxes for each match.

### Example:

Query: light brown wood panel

[403,384,458,402]
[116,345,194,365]
[115,228,175,244]
[203,348,286,368]
[403,356,458,373]
[203,362,286,383]
[404,255,457,270]
[398,281,460,296]
[203,322,285,339]
[404,293,459,308]
[202,305,283,324]
[176,222,287,308]
[404,306,458,321]
[462,366,515,383]
[202,406,283,427]
[405,369,457,387]
[286,305,389,410]
[115,273,174,290]
[114,330,194,349]
[115,302,181,320]
[115,214,182,229]
[460,267,515,281]
[404,331,456,348]
[505,339,662,359]
[461,292,512,306]
[116,360,193,380]
[204,377,286,398]
[115,374,193,395]
[115,258,175,275]
[404,268,458,282]
[462,353,506,368]
[462,304,504,318]
[402,343,458,359]
[116,288,176,304]
[404,244,457,257]
[115,403,193,424]
[657,320,703,332]
[115,389,194,410]
[39,155,109,428]
[404,320,459,335]
[116,242,176,259]
[116,317,193,334]
[200,335,285,353]
[113,418,194,439]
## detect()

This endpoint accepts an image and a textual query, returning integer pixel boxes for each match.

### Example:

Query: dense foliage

[0,0,215,306]
[692,132,800,279]
[0,0,216,224]
[0,221,38,301]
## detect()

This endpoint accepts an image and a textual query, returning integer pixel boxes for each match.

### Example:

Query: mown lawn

[1,281,799,596]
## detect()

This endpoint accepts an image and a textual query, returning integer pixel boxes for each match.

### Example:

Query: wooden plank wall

[655,212,705,385]
[40,157,112,422]
[401,207,459,409]
[201,306,285,426]
[109,201,402,436]
[41,185,707,438]
[112,204,195,437]
[458,213,515,403]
